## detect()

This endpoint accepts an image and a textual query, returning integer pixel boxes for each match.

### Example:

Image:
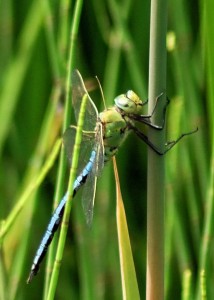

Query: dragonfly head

[114,90,143,114]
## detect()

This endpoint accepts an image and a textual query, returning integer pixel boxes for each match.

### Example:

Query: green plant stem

[0,0,44,156]
[108,0,147,97]
[44,0,83,296]
[146,0,167,299]
[43,0,62,78]
[195,2,214,298]
[0,139,61,241]
[47,93,87,300]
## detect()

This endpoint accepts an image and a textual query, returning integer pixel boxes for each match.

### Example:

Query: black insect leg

[132,92,163,116]
[140,96,170,130]
[130,125,198,155]
[130,94,170,130]
[163,127,198,153]
[140,92,165,119]
[141,98,149,106]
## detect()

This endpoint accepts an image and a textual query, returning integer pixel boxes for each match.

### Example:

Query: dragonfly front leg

[140,92,165,119]
[130,93,170,130]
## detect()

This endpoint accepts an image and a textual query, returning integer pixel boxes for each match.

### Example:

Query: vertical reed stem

[146,0,167,299]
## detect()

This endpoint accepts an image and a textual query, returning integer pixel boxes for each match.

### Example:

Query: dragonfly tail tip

[26,272,34,284]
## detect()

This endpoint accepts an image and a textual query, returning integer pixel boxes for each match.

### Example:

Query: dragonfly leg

[130,93,170,130]
[141,92,165,119]
[140,96,170,130]
[141,98,149,106]
[130,124,198,155]
[163,127,198,153]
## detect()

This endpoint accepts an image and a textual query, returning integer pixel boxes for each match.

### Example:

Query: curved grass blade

[113,157,140,300]
[0,139,62,241]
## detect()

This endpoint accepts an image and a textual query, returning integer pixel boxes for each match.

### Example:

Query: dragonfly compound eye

[114,91,143,114]
[114,94,134,113]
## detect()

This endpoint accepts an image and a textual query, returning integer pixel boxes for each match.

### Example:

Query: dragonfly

[27,69,197,283]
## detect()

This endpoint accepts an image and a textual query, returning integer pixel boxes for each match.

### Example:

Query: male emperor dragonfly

[27,70,197,283]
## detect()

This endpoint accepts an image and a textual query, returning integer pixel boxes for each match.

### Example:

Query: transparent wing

[72,69,99,131]
[81,122,105,226]
[63,126,95,173]
[94,122,104,176]
[63,70,105,225]
[63,70,100,174]
[81,167,98,226]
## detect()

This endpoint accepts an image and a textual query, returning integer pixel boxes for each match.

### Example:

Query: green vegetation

[0,0,211,299]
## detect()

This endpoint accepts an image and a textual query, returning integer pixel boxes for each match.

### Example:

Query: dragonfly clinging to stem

[27,70,197,283]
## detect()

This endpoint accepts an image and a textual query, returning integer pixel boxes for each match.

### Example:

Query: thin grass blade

[113,157,140,300]
[0,139,61,241]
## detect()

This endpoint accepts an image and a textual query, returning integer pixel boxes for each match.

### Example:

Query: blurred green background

[0,0,212,299]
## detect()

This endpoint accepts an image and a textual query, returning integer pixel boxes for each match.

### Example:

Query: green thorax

[99,90,144,162]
